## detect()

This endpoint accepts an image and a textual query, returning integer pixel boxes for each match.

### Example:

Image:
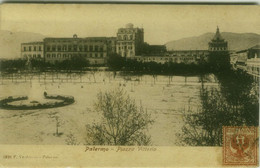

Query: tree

[208,51,231,72]
[107,53,125,71]
[85,88,154,146]
[177,71,259,146]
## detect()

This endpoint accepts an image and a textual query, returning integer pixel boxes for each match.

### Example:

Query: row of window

[117,42,134,45]
[167,54,204,57]
[23,46,42,51]
[137,57,170,61]
[46,39,107,43]
[24,54,42,58]
[46,45,105,52]
[118,46,133,50]
[247,66,260,74]
[46,53,104,59]
[136,57,195,61]
[117,35,134,41]
[209,47,227,51]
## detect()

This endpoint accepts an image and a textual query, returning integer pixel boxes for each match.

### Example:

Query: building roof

[212,26,225,41]
[21,41,44,45]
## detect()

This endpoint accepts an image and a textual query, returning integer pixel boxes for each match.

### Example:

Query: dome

[125,23,134,28]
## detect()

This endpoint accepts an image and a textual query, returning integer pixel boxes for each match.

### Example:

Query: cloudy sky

[1,4,260,44]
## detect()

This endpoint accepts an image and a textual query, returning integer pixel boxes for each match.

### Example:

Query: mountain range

[165,32,260,51]
[0,30,45,59]
[0,30,259,59]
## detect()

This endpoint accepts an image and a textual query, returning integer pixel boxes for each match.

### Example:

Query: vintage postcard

[0,4,259,167]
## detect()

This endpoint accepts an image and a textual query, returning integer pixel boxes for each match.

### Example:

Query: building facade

[21,42,44,60]
[116,23,144,57]
[132,50,209,64]
[208,27,228,52]
[21,25,233,66]
[231,45,260,82]
[43,35,115,65]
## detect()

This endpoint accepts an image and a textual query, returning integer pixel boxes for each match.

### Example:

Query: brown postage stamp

[223,126,258,166]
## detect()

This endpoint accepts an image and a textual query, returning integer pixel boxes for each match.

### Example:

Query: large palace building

[43,35,116,64]
[21,24,228,65]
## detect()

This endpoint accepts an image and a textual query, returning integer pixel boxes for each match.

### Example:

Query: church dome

[125,23,134,28]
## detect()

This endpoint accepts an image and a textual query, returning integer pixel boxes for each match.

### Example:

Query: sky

[1,4,260,44]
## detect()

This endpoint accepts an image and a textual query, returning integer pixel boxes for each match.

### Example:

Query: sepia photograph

[0,3,259,167]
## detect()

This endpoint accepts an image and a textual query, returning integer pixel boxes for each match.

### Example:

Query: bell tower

[208,26,228,52]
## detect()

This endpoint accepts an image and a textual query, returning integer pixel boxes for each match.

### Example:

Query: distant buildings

[21,24,228,65]
[231,45,260,82]
[131,50,209,64]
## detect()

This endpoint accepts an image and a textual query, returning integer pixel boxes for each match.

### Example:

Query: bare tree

[85,88,154,146]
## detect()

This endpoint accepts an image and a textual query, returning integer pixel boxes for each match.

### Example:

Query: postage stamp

[223,126,258,166]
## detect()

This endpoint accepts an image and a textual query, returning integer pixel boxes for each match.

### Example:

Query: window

[52,54,56,58]
[95,53,98,57]
[62,45,67,51]
[89,46,93,51]
[68,45,72,51]
[124,35,127,40]
[37,54,41,58]
[84,45,88,51]
[73,45,77,51]
[79,45,82,51]
[129,35,133,40]
[90,53,92,57]
[100,53,103,58]
[34,46,36,51]
[94,45,98,51]
[47,46,51,51]
[33,54,36,58]
[52,45,56,51]
[100,46,103,51]
[39,46,42,51]
[63,54,66,58]
[57,46,61,51]
[29,46,31,51]
[47,54,50,58]
[24,47,26,51]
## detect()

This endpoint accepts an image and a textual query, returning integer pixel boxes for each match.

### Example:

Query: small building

[21,42,44,60]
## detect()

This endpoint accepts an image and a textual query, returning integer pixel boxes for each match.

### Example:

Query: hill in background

[166,32,260,51]
[0,30,45,59]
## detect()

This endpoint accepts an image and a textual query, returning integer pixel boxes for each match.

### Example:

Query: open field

[0,72,218,146]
